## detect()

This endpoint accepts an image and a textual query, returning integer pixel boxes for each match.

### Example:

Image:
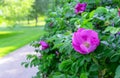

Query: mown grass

[0,26,44,58]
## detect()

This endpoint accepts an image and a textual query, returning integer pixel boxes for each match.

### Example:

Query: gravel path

[0,45,38,78]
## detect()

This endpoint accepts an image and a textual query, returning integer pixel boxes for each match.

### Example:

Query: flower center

[83,42,90,48]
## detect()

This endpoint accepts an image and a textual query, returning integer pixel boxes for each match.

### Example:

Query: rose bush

[22,0,120,78]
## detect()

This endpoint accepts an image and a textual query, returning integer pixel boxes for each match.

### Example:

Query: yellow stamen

[84,42,90,48]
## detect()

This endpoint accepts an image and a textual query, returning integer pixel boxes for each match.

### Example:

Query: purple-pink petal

[72,28,100,54]
[75,3,87,14]
[72,43,85,54]
[39,41,49,50]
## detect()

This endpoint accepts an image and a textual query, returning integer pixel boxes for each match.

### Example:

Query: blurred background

[0,0,59,27]
[0,0,59,57]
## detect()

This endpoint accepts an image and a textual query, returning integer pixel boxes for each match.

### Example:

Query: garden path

[0,45,38,78]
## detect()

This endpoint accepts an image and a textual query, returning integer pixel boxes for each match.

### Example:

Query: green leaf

[49,12,57,17]
[89,64,98,72]
[59,59,73,72]
[115,65,120,78]
[70,18,79,24]
[52,43,63,49]
[80,72,89,78]
[65,12,73,18]
[110,53,120,62]
[104,26,120,34]
[110,28,120,34]
[101,41,109,46]
[89,10,95,18]
[71,63,79,74]
[51,74,78,78]
[113,17,120,24]
[81,12,88,18]
[81,22,93,29]
[95,7,107,14]
[78,56,85,66]
[52,74,66,78]
[21,62,29,68]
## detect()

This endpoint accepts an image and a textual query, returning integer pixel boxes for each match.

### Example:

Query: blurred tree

[0,0,4,5]
[31,0,44,26]
[27,0,59,26]
[0,0,59,26]
[28,0,55,26]
[0,0,34,26]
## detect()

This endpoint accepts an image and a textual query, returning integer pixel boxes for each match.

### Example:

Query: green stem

[98,70,104,78]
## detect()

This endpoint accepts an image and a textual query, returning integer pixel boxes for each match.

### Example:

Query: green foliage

[80,72,89,78]
[0,0,4,5]
[0,0,56,26]
[115,65,120,78]
[59,59,73,72]
[104,27,120,34]
[23,0,120,78]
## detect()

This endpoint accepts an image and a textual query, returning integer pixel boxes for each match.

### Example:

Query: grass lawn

[0,26,45,58]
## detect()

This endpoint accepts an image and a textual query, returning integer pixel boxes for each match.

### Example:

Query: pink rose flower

[39,41,49,50]
[72,28,100,54]
[75,3,87,14]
